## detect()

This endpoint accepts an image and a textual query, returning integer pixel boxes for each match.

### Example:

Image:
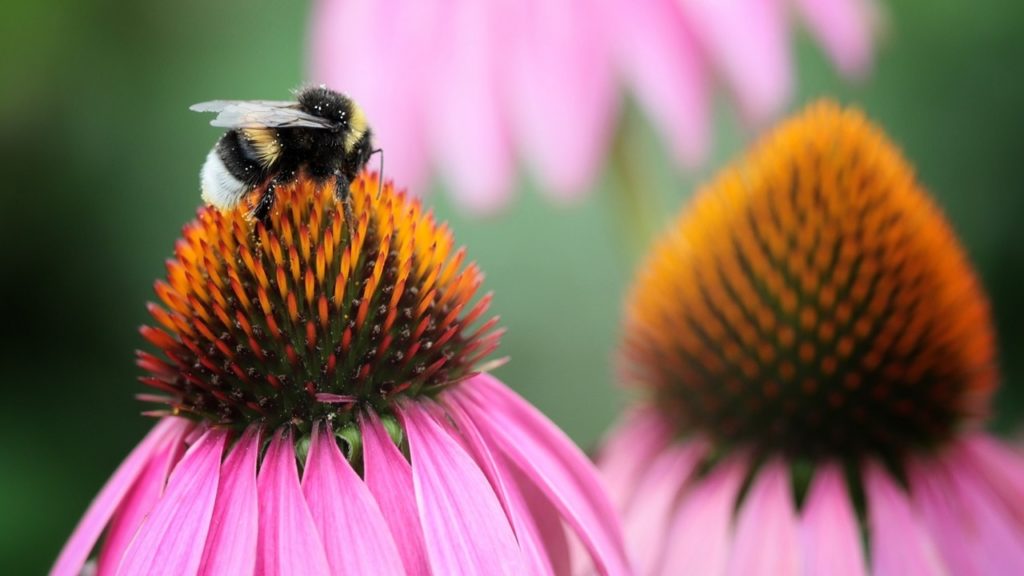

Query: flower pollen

[623,102,997,462]
[138,173,500,430]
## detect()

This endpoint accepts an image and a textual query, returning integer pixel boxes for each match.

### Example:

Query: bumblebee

[191,86,374,221]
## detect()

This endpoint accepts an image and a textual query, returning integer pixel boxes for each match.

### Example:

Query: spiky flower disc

[138,174,500,430]
[623,102,997,461]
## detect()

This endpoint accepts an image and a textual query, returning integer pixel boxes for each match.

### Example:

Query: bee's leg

[334,174,357,238]
[369,148,384,198]
[333,173,351,203]
[252,181,277,224]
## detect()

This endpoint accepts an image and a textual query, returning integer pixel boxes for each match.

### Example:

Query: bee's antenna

[370,148,384,198]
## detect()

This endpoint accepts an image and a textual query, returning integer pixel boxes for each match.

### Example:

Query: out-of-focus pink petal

[597,408,674,514]
[864,461,945,576]
[301,423,404,575]
[256,429,330,576]
[606,0,709,165]
[658,456,747,576]
[427,0,513,214]
[908,456,983,575]
[51,418,187,576]
[792,0,874,77]
[97,423,189,576]
[959,434,1024,527]
[680,0,792,125]
[401,401,524,574]
[116,430,226,576]
[922,450,1024,573]
[505,0,616,201]
[622,439,706,573]
[361,411,431,575]
[446,396,562,575]
[460,375,631,575]
[198,427,260,576]
[310,0,434,193]
[799,463,867,576]
[726,459,799,576]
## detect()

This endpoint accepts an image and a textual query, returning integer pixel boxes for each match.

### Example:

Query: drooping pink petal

[726,459,800,576]
[401,401,525,574]
[256,429,330,576]
[799,463,867,576]
[622,439,706,574]
[198,426,260,576]
[792,0,875,77]
[512,457,572,576]
[606,0,709,165]
[864,460,945,576]
[445,397,561,575]
[301,423,404,576]
[426,0,513,214]
[51,418,187,576]
[458,375,631,575]
[597,408,674,514]
[658,455,747,576]
[505,0,616,201]
[908,455,985,575]
[360,411,430,575]
[958,433,1024,528]
[680,0,792,125]
[923,450,1024,573]
[97,423,190,576]
[116,429,227,576]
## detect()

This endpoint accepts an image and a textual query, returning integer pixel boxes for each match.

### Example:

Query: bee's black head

[296,86,351,128]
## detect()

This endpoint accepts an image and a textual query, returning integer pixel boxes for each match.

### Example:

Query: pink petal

[792,0,874,77]
[680,0,792,125]
[606,0,709,165]
[512,460,572,576]
[360,411,431,575]
[401,401,525,574]
[199,426,260,576]
[658,455,747,575]
[622,440,706,574]
[864,460,945,576]
[597,408,674,514]
[799,463,867,576]
[958,433,1024,528]
[458,375,631,576]
[426,0,513,214]
[256,429,330,576]
[726,459,800,576]
[97,423,189,576]
[309,0,432,193]
[908,455,983,575]
[922,449,1024,573]
[505,0,616,200]
[51,418,187,576]
[301,423,404,575]
[445,397,563,575]
[116,430,227,576]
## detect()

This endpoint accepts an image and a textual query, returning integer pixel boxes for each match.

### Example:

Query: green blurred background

[2,0,1022,572]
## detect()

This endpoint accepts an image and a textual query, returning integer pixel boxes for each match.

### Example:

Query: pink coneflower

[599,102,1024,574]
[52,175,630,575]
[310,0,878,214]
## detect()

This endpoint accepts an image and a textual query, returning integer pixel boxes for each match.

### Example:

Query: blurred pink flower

[310,0,876,213]
[604,416,1024,575]
[599,103,1023,574]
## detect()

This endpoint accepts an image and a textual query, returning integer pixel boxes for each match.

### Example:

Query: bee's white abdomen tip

[200,149,247,210]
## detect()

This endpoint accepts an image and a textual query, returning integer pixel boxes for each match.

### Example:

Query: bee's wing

[190,100,337,129]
